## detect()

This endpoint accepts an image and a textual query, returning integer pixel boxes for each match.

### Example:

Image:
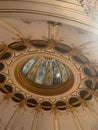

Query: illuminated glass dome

[22,57,70,87]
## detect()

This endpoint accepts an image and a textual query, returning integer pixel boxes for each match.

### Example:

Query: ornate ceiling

[78,0,98,23]
[0,0,98,130]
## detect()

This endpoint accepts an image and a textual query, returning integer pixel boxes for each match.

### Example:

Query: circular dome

[14,52,75,96]
[22,57,70,87]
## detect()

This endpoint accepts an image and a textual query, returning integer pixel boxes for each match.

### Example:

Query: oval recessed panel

[22,57,71,87]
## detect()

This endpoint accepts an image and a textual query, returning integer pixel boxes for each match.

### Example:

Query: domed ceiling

[0,0,98,130]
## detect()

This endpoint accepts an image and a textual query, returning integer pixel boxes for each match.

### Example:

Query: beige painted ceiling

[0,0,98,130]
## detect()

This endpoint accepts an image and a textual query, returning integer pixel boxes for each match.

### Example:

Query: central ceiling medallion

[15,52,74,96]
[1,39,82,97]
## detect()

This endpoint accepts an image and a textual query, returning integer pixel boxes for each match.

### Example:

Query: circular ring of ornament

[0,39,98,110]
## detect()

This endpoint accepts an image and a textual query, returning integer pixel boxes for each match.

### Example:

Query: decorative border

[0,38,98,111]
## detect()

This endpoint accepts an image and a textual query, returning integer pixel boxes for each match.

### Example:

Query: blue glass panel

[35,61,47,85]
[64,65,70,78]
[52,61,61,85]
[59,62,70,83]
[22,58,38,75]
[45,62,53,86]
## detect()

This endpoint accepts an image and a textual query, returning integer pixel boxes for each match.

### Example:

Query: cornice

[0,0,98,34]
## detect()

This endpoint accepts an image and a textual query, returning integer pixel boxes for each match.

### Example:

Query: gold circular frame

[15,54,74,96]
